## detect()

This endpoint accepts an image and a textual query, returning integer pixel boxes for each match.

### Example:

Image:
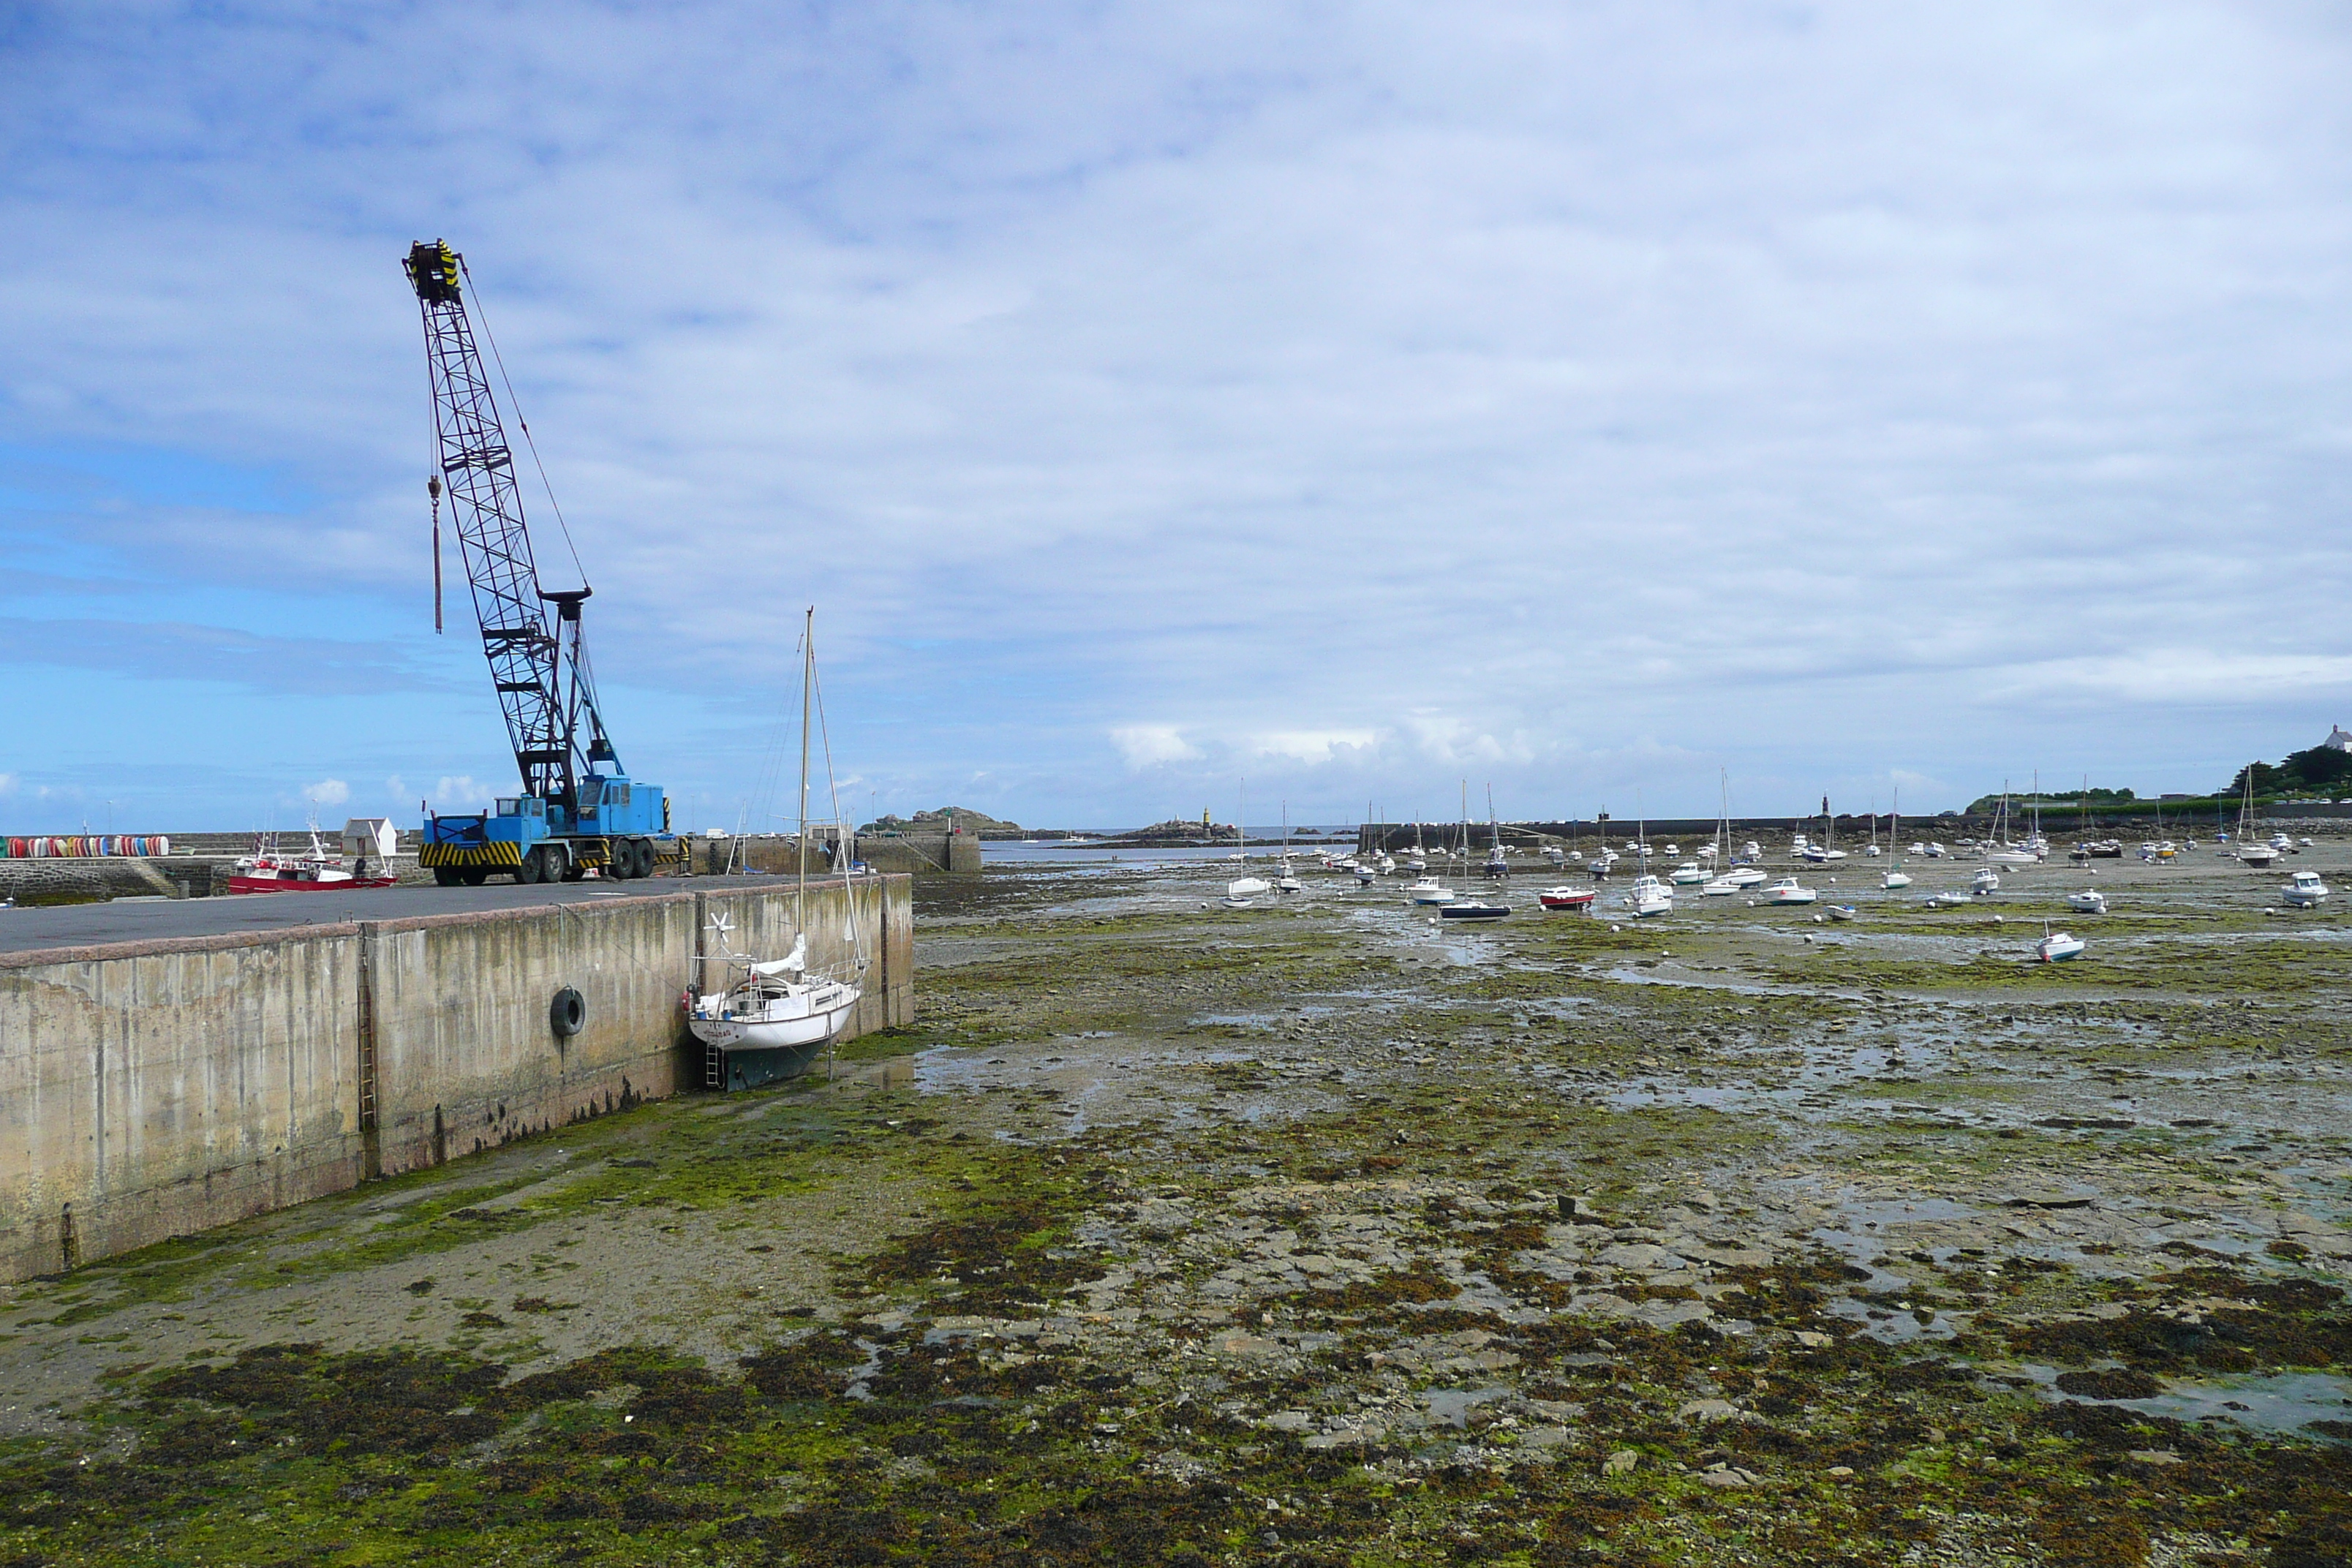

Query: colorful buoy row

[0,835,171,859]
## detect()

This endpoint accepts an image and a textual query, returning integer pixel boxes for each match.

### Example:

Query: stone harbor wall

[0,875,913,1282]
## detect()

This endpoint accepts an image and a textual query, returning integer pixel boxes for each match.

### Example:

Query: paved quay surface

[0,873,801,957]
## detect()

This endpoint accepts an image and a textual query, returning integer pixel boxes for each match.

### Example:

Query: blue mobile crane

[404,241,674,885]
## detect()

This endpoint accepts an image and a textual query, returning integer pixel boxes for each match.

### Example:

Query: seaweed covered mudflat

[3,844,2351,1565]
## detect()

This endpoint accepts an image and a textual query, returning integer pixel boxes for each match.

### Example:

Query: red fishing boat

[1538,886,1597,911]
[226,827,397,894]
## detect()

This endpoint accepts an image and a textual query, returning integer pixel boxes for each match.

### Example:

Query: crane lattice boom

[404,240,616,809]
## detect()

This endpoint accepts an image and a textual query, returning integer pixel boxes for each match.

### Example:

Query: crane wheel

[516,849,543,884]
[433,867,461,887]
[630,840,657,879]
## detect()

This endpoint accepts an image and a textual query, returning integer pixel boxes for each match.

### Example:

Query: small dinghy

[1439,900,1510,920]
[2065,889,2108,914]
[1539,886,1597,911]
[1825,904,1858,921]
[2034,925,2086,963]
[1701,875,1742,897]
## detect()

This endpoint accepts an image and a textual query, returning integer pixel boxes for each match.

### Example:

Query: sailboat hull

[690,980,862,1090]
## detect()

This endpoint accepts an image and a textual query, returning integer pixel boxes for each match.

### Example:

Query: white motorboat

[2239,842,2277,867]
[1353,862,1376,886]
[1625,875,1673,917]
[1403,877,1458,905]
[1882,867,1912,889]
[2283,870,2329,908]
[1275,871,1303,895]
[1763,878,1816,905]
[1226,875,1272,901]
[2065,889,2108,914]
[1971,867,2000,896]
[1702,875,1742,896]
[1742,841,1763,860]
[2269,832,2295,853]
[1376,853,1397,875]
[1924,842,1947,858]
[1985,846,2040,867]
[1670,862,1707,885]
[2034,927,2086,963]
[1543,845,1567,866]
[1724,866,1768,889]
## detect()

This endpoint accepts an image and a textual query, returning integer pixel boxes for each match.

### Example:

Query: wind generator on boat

[403,241,675,885]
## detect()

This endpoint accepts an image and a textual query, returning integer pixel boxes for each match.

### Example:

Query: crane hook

[427,473,443,633]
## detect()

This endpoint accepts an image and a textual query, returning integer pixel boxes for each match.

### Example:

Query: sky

[2,0,2349,832]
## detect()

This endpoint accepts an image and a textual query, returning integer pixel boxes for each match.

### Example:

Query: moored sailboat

[689,608,868,1089]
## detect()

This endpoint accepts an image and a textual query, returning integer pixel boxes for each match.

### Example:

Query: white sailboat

[689,608,868,1088]
[1624,873,1674,917]
[2232,771,2277,867]
[1224,788,1270,908]
[1275,802,1302,894]
[1882,787,1912,889]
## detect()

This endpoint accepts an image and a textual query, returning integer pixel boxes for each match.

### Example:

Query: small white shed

[342,818,399,859]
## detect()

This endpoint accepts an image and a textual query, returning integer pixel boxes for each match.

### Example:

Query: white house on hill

[2327,725,2352,753]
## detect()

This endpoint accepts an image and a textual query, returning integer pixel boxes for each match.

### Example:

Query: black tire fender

[549,987,587,1038]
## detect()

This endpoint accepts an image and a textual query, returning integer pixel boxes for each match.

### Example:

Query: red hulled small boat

[227,828,397,894]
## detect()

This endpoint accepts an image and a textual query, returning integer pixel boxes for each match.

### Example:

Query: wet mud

[2,840,2351,1563]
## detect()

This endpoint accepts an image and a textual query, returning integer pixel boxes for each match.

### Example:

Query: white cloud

[432,775,496,809]
[1986,653,2352,708]
[1110,725,1199,769]
[1249,729,1378,765]
[4,4,2351,820]
[0,774,15,796]
[303,777,350,805]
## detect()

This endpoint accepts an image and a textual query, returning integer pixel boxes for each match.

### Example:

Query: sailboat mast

[796,606,814,941]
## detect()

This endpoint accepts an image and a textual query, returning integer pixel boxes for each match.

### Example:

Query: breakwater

[0,876,913,1283]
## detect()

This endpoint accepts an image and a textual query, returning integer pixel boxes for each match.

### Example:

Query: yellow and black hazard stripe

[420,840,524,869]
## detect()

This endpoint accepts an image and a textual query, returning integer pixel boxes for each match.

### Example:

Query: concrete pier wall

[0,876,912,1283]
[698,832,980,877]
